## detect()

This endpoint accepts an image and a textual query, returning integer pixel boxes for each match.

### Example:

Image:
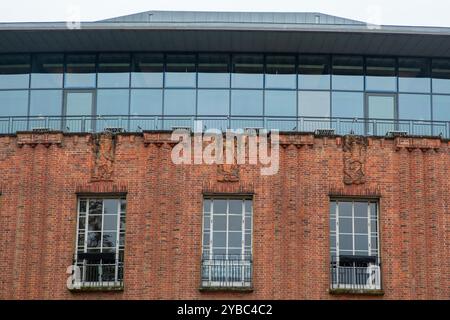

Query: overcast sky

[0,0,449,27]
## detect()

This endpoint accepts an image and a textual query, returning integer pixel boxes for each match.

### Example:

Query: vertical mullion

[115,199,121,282]
[367,201,371,255]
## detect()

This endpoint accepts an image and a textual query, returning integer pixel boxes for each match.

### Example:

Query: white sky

[0,0,449,27]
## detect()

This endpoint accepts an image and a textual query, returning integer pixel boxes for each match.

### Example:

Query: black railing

[71,254,123,290]
[201,255,253,288]
[330,255,381,291]
[0,115,448,138]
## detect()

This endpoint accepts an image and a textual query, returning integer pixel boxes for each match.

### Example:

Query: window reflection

[31,54,63,89]
[131,54,164,88]
[265,55,296,89]
[298,55,330,90]
[65,54,96,88]
[432,95,450,121]
[265,90,296,116]
[332,92,364,118]
[0,90,28,116]
[231,90,263,115]
[97,89,130,115]
[164,89,196,115]
[299,91,330,117]
[332,56,364,91]
[30,90,62,116]
[366,57,397,92]
[198,54,230,88]
[398,58,430,93]
[232,55,264,88]
[0,54,30,89]
[198,90,229,115]
[130,89,163,115]
[97,54,131,88]
[165,54,196,88]
[399,94,431,120]
[432,59,450,94]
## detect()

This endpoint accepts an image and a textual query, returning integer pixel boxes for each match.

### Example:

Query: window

[165,54,196,88]
[432,95,450,136]
[398,58,431,93]
[0,90,29,133]
[432,59,450,94]
[398,94,431,135]
[65,54,96,88]
[131,53,163,88]
[298,55,330,90]
[97,54,131,88]
[0,54,30,89]
[265,90,296,117]
[198,54,230,88]
[96,89,130,116]
[130,89,163,115]
[29,90,62,116]
[31,54,64,88]
[164,89,196,116]
[74,198,126,289]
[265,55,296,89]
[332,56,364,91]
[298,91,330,117]
[366,57,397,92]
[332,92,364,135]
[197,90,229,116]
[231,90,263,116]
[231,55,264,88]
[202,198,253,288]
[330,200,381,290]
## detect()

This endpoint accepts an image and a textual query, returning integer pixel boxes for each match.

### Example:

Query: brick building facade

[0,131,448,299]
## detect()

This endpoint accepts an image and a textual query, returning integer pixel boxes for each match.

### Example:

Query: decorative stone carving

[17,132,63,148]
[394,137,441,152]
[343,135,368,185]
[91,132,116,182]
[217,142,240,183]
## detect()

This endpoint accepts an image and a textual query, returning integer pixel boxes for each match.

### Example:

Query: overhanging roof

[1,10,450,57]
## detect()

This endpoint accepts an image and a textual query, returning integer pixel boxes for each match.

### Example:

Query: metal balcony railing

[72,253,123,290]
[330,255,381,291]
[0,115,448,138]
[201,254,253,289]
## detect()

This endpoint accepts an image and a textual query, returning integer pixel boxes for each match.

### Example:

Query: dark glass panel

[229,216,242,231]
[198,54,230,88]
[432,59,450,94]
[88,216,102,231]
[131,53,163,88]
[102,232,117,248]
[65,54,96,88]
[97,53,131,88]
[332,56,364,91]
[339,202,352,217]
[165,54,196,87]
[398,58,431,93]
[212,232,226,247]
[228,200,242,214]
[231,55,264,88]
[31,54,64,88]
[0,54,30,89]
[354,202,368,217]
[89,199,103,215]
[213,200,227,214]
[366,57,397,91]
[265,55,296,89]
[355,235,369,251]
[298,55,330,90]
[339,234,353,251]
[355,218,368,234]
[228,232,242,247]
[213,216,227,231]
[339,217,352,233]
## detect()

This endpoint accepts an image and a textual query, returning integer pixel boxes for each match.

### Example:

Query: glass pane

[0,90,28,117]
[298,55,330,90]
[229,216,242,231]
[214,200,227,214]
[371,237,378,250]
[330,235,336,250]
[339,217,352,234]
[87,232,101,248]
[197,90,229,116]
[212,232,226,247]
[332,92,364,118]
[203,232,210,246]
[366,57,397,92]
[0,54,30,89]
[77,233,85,248]
[245,200,252,213]
[399,94,431,120]
[265,90,296,116]
[203,216,210,231]
[89,199,103,215]
[31,54,63,88]
[298,91,330,117]
[66,92,93,116]
[399,58,431,93]
[330,201,336,216]
[88,216,102,231]
[355,235,369,251]
[231,55,264,88]
[228,232,242,247]
[370,220,378,233]
[354,218,368,234]
[213,216,227,231]
[104,199,118,215]
[231,90,263,116]
[78,216,86,231]
[164,89,196,115]
[102,232,117,248]
[131,53,163,88]
[330,218,336,233]
[244,233,252,247]
[120,200,126,212]
[130,89,162,116]
[65,54,96,88]
[228,200,242,214]
[339,234,353,251]
[432,95,450,121]
[120,216,126,231]
[354,202,368,218]
[97,89,129,115]
[339,202,352,217]
[29,90,62,116]
[432,59,450,93]
[97,53,131,88]
[198,54,230,88]
[265,55,296,89]
[79,200,87,213]
[368,95,395,119]
[332,56,364,91]
[203,199,212,214]
[165,54,196,88]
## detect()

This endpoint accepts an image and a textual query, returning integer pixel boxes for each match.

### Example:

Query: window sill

[69,285,124,293]
[199,287,254,293]
[329,288,385,296]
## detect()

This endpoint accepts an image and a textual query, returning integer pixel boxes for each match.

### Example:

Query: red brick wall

[0,132,448,300]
